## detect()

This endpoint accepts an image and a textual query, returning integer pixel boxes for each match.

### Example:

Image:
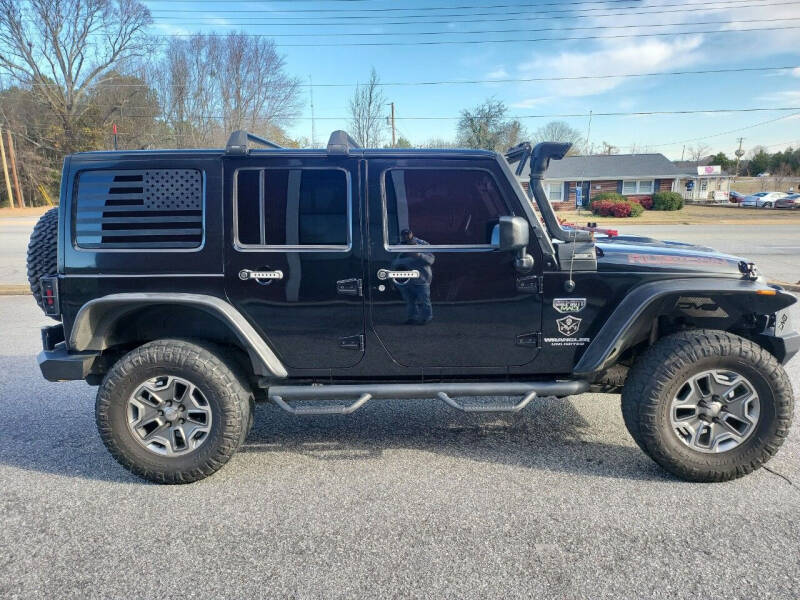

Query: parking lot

[1,217,799,598]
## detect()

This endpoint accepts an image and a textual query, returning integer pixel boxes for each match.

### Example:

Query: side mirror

[491,216,534,272]
[491,216,529,251]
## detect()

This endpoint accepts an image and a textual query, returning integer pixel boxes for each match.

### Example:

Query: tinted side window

[236,168,348,247]
[385,169,509,246]
[75,169,204,249]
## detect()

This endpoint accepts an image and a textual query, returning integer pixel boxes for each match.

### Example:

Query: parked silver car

[775,193,800,209]
[740,191,787,208]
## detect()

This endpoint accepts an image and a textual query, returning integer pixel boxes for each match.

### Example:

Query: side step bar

[268,380,589,416]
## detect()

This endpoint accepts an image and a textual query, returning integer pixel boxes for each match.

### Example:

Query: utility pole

[388,102,396,147]
[6,130,23,208]
[308,75,316,148]
[585,110,592,155]
[734,137,745,177]
[681,145,686,161]
[0,126,14,209]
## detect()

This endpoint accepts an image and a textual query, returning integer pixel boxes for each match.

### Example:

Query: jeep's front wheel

[621,330,793,482]
[96,339,254,484]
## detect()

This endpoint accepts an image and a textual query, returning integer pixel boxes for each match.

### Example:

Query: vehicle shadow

[239,396,668,482]
[1,354,666,483]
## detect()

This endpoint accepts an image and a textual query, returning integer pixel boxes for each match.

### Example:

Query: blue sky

[145,0,800,158]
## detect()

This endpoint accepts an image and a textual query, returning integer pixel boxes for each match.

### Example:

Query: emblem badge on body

[556,315,582,337]
[553,298,586,314]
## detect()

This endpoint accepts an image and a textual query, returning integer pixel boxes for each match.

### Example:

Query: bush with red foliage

[591,198,643,218]
[637,197,654,210]
[610,202,632,217]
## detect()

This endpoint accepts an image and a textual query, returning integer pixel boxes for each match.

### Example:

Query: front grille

[75,169,203,249]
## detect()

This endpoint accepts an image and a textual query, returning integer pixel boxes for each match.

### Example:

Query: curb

[0,285,30,295]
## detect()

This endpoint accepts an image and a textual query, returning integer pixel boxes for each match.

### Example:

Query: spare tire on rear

[27,207,59,319]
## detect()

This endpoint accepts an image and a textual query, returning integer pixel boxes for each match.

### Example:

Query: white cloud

[510,96,554,109]
[486,68,509,80]
[793,68,800,78]
[514,36,704,102]
[757,90,800,103]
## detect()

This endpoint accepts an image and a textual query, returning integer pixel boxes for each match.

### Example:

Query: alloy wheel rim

[669,369,760,453]
[126,375,213,456]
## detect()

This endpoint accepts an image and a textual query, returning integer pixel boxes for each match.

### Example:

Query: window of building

[622,179,655,195]
[236,168,349,248]
[384,168,510,247]
[545,182,563,202]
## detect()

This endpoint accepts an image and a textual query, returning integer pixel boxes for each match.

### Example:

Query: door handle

[239,269,284,281]
[377,268,420,281]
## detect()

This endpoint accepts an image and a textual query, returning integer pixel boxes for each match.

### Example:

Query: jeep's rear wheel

[96,339,254,484]
[621,330,793,482]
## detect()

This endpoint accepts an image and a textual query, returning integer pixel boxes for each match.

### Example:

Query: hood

[596,235,746,275]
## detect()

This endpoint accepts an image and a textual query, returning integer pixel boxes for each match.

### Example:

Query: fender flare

[69,293,288,379]
[573,278,796,377]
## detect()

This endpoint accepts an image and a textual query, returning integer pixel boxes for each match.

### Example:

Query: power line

[20,107,800,121]
[623,111,800,149]
[142,17,798,38]
[150,3,797,27]
[146,24,800,45]
[23,65,798,89]
[148,0,782,19]
[147,0,652,11]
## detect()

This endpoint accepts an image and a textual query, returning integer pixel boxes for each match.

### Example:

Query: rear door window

[235,168,350,249]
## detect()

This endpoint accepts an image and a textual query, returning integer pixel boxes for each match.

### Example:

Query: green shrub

[652,191,684,211]
[628,202,644,217]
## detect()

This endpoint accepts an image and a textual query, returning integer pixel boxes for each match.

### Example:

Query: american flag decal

[75,169,203,249]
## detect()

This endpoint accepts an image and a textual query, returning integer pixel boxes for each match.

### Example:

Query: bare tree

[687,143,711,165]
[599,141,619,155]
[420,137,459,149]
[0,0,152,153]
[153,33,302,148]
[531,120,584,154]
[348,68,387,148]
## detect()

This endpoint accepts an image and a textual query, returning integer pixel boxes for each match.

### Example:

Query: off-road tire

[595,364,629,393]
[96,339,254,484]
[26,207,59,318]
[621,329,793,482]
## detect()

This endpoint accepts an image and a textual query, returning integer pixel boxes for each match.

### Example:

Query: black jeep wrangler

[29,131,798,484]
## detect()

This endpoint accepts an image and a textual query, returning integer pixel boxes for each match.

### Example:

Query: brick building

[520,153,684,209]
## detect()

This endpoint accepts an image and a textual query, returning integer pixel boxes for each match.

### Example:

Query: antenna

[309,75,316,148]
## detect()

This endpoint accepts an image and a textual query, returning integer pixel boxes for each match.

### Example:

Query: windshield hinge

[516,275,543,294]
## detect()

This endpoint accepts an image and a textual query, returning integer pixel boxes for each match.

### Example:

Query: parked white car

[740,191,787,208]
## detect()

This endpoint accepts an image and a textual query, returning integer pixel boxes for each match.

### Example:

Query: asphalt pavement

[1,294,798,599]
[0,216,36,286]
